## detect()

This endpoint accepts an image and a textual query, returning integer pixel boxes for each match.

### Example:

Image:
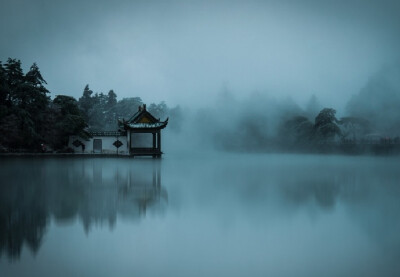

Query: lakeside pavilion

[68,104,168,157]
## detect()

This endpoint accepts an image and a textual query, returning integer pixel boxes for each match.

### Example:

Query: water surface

[1,153,400,277]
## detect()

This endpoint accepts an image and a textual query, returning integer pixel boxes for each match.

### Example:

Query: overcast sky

[1,0,399,110]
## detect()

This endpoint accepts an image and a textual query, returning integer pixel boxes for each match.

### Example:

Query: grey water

[1,153,400,277]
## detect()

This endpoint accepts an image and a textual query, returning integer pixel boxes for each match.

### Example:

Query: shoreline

[0,153,141,158]
[1,149,400,158]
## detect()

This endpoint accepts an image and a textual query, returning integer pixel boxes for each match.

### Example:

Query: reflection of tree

[0,163,49,260]
[277,166,378,211]
[0,208,47,260]
[0,158,167,259]
[282,176,340,209]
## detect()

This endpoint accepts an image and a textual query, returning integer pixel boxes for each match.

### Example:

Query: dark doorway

[93,139,102,153]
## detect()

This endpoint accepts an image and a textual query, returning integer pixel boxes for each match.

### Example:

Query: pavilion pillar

[152,133,156,149]
[157,131,161,152]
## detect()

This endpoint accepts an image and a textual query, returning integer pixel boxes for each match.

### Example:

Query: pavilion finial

[143,104,146,111]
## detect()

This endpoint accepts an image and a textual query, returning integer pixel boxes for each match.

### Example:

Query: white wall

[68,135,129,154]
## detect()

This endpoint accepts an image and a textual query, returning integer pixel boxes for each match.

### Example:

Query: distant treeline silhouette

[194,100,400,154]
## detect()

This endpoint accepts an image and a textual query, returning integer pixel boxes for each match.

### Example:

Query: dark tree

[115,97,143,120]
[25,63,47,87]
[0,114,21,149]
[314,108,341,142]
[23,63,51,144]
[0,60,50,150]
[280,115,314,147]
[0,62,9,108]
[78,84,94,121]
[4,58,24,89]
[87,92,107,130]
[51,95,88,149]
[148,101,168,119]
[4,59,24,108]
[107,90,117,108]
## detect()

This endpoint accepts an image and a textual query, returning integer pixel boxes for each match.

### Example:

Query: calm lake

[1,153,400,277]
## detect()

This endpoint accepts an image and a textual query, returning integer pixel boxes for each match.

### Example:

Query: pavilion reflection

[78,160,168,232]
[0,158,167,260]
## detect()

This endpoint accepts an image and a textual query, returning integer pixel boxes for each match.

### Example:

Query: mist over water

[1,154,400,277]
[1,1,400,276]
[163,62,400,152]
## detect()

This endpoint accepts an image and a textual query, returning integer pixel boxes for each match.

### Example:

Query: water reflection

[1,155,400,277]
[0,158,167,260]
[191,155,400,253]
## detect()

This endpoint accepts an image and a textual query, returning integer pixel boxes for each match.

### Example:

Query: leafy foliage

[76,88,182,133]
[0,59,52,150]
[0,59,87,151]
[279,116,314,147]
[279,108,343,149]
[51,95,89,149]
[314,108,341,142]
[148,101,168,119]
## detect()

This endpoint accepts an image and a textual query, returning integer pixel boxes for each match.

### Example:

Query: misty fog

[162,62,400,153]
[1,0,400,108]
[2,1,400,277]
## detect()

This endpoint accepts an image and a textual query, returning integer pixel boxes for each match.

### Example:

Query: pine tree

[78,84,94,121]
[107,90,117,108]
[4,58,24,88]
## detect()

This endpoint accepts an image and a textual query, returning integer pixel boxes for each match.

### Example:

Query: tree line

[193,88,400,154]
[278,108,379,151]
[1,57,399,154]
[77,84,182,132]
[0,58,181,152]
[0,58,85,151]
